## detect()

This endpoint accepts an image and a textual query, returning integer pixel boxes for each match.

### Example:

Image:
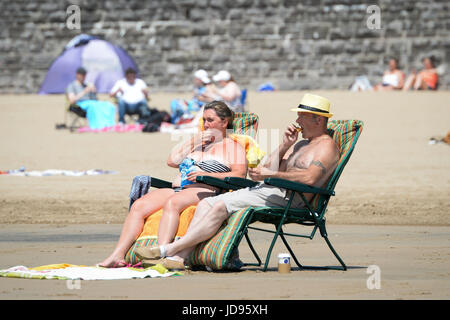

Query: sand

[0,91,449,300]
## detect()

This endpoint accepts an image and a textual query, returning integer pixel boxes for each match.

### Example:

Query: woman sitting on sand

[373,58,405,91]
[98,101,247,268]
[211,70,243,112]
[403,56,439,91]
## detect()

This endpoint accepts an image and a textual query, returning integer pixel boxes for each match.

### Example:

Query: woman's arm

[187,163,246,181]
[167,131,215,167]
[216,82,241,102]
[186,139,248,181]
[395,71,405,89]
[167,137,198,168]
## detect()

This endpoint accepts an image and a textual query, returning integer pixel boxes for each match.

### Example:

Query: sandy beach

[0,91,449,300]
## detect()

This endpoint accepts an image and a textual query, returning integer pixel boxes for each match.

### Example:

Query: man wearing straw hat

[136,93,340,270]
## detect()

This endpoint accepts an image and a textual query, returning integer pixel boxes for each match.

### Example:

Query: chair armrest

[196,176,241,191]
[224,177,259,189]
[150,177,173,189]
[264,178,334,196]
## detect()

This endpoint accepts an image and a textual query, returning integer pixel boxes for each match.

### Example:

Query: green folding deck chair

[197,119,364,271]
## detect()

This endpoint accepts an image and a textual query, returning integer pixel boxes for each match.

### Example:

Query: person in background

[350,58,405,92]
[110,68,151,125]
[403,56,439,91]
[66,67,116,130]
[211,70,243,112]
[170,69,216,125]
[373,58,405,91]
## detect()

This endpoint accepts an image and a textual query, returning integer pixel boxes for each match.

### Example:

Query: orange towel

[138,206,197,238]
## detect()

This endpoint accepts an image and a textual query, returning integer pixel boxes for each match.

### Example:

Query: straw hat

[291,93,333,118]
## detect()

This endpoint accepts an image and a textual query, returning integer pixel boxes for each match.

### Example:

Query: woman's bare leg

[157,187,216,246]
[403,74,416,91]
[97,188,175,267]
[164,200,229,263]
[414,73,427,90]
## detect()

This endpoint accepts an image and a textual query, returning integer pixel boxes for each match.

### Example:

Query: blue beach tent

[39,34,138,94]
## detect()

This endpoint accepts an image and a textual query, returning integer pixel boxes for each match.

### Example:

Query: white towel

[0,265,179,280]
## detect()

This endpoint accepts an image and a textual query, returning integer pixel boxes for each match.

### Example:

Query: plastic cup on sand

[277,253,291,273]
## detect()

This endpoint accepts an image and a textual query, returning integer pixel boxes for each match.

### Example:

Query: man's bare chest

[286,143,317,170]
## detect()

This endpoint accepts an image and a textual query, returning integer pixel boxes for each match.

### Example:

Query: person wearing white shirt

[110,68,151,124]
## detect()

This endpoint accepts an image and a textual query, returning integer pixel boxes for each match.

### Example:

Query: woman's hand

[192,130,216,149]
[248,166,275,181]
[186,170,207,182]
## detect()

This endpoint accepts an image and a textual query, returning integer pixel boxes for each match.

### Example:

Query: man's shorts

[204,183,304,216]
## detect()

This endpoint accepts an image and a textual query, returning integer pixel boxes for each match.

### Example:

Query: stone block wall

[0,0,448,93]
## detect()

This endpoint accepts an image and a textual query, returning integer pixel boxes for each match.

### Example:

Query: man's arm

[263,124,299,171]
[142,87,149,100]
[109,81,122,98]
[249,140,339,187]
[67,89,87,105]
[140,80,150,100]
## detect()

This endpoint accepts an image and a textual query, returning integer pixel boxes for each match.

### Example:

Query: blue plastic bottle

[180,158,196,188]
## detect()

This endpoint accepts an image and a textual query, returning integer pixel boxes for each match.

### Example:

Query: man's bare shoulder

[317,136,340,161]
[320,135,338,147]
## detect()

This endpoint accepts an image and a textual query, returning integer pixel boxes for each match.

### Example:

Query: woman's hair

[389,57,398,65]
[204,100,234,129]
[424,56,436,68]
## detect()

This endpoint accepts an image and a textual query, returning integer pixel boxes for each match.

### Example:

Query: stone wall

[1,0,449,93]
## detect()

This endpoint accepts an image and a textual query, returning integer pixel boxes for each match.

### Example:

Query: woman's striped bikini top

[193,158,231,173]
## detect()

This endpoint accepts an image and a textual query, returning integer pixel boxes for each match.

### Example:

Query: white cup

[277,253,291,273]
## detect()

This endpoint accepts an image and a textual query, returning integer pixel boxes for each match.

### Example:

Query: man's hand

[85,83,96,93]
[283,124,299,147]
[248,166,275,181]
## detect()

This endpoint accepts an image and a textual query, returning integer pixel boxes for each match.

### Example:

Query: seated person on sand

[110,68,152,125]
[134,93,340,270]
[66,67,116,130]
[350,58,404,91]
[403,56,439,91]
[98,101,247,268]
[170,69,217,125]
[373,58,405,91]
[211,70,243,112]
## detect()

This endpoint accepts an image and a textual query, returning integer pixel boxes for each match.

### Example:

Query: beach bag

[141,108,171,128]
